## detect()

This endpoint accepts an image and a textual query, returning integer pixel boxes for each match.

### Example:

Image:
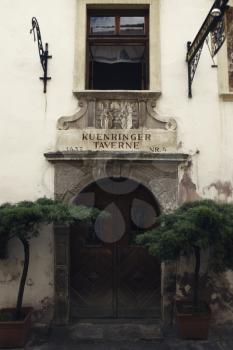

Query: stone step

[51,320,162,343]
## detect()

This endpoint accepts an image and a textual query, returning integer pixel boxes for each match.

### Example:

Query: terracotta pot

[0,307,33,348]
[176,301,211,340]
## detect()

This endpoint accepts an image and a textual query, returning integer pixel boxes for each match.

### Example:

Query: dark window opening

[87,10,149,90]
[91,62,143,90]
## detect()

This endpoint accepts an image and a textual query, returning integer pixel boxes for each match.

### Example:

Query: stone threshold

[66,321,162,342]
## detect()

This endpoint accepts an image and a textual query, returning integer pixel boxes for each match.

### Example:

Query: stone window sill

[73,90,161,100]
[219,92,233,101]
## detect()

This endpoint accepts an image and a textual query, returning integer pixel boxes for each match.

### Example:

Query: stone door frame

[45,152,188,325]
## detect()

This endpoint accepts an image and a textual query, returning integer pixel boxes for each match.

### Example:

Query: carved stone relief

[56,93,177,132]
[95,100,139,129]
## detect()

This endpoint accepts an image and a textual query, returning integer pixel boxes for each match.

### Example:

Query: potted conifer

[0,198,97,348]
[136,200,233,340]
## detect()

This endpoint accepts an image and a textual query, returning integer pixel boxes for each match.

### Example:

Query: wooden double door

[70,178,161,319]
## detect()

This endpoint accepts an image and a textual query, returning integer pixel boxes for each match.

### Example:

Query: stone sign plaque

[56,128,177,153]
[56,93,178,154]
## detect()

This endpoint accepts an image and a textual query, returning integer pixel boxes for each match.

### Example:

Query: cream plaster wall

[0,0,233,322]
[0,0,77,320]
[159,0,233,205]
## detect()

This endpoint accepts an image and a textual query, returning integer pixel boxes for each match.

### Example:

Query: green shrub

[136,200,233,308]
[0,198,98,320]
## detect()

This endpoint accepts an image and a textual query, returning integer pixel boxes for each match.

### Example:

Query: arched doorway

[70,177,161,319]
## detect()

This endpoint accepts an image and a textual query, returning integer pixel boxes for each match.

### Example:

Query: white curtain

[91,46,145,64]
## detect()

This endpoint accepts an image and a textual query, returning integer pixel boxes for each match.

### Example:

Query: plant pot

[0,307,33,348]
[176,301,211,340]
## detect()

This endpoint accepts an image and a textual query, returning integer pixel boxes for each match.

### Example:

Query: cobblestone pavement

[25,338,233,350]
[21,323,233,350]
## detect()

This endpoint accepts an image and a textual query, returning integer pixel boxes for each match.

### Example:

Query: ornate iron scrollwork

[210,15,226,57]
[187,42,204,98]
[30,17,52,93]
[186,0,229,98]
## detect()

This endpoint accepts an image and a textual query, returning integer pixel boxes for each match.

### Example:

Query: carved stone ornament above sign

[95,100,138,130]
[56,92,177,153]
[57,99,88,130]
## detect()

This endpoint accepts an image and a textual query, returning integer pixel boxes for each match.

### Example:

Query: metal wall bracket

[30,17,52,93]
[186,0,229,98]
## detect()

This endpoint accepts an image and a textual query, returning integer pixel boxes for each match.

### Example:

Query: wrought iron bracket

[187,0,229,98]
[30,17,52,93]
[187,41,204,98]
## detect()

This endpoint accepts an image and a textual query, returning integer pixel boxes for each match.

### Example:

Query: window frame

[86,9,150,90]
[217,2,233,99]
[73,0,161,94]
[88,9,149,36]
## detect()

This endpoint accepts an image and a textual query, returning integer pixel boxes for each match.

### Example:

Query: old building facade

[1,0,233,325]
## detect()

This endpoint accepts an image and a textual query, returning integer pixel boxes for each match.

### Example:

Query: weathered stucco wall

[0,0,233,323]
[0,0,76,320]
[0,226,54,323]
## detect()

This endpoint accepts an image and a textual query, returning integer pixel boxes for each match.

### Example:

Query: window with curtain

[86,10,149,90]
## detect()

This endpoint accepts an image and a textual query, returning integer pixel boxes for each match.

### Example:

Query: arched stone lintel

[56,160,179,211]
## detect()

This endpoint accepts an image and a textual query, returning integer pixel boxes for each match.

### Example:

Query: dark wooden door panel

[117,246,161,318]
[70,246,114,318]
[70,178,161,319]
